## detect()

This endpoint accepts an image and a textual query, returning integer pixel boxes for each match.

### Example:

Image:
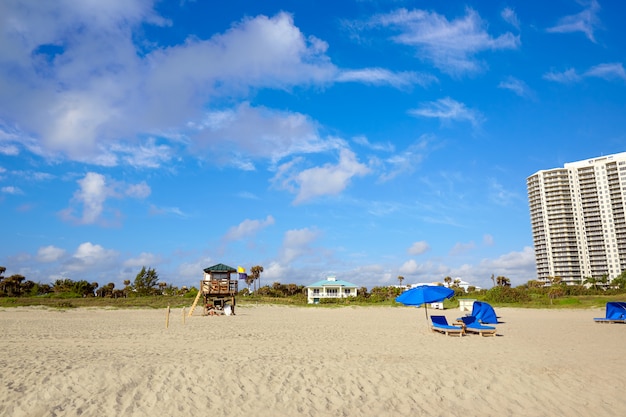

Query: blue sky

[1,0,625,290]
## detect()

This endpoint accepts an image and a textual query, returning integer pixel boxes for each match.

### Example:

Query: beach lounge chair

[594,302,626,324]
[430,315,464,336]
[460,316,497,337]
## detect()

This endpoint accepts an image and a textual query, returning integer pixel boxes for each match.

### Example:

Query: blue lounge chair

[460,316,497,336]
[594,302,626,324]
[430,315,464,336]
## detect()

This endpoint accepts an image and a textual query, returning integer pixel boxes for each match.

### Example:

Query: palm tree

[397,276,404,286]
[583,276,598,290]
[287,283,298,296]
[444,276,452,288]
[2,274,26,296]
[0,266,6,296]
[123,280,131,297]
[496,276,511,287]
[250,265,264,292]
[245,275,255,292]
[600,274,609,289]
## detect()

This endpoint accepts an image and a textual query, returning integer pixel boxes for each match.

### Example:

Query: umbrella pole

[424,303,428,321]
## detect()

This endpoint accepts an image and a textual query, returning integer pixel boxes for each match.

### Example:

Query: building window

[313,289,319,295]
[345,289,351,295]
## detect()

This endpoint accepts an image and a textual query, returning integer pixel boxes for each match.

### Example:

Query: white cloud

[447,246,537,288]
[451,246,536,288]
[483,234,494,246]
[486,246,535,270]
[149,205,188,218]
[0,4,340,165]
[237,191,260,200]
[124,181,151,199]
[64,242,118,272]
[543,68,582,84]
[584,63,626,81]
[352,135,395,152]
[1,186,23,195]
[408,97,483,127]
[408,241,430,255]
[379,136,430,182]
[0,124,22,156]
[546,0,601,42]
[274,148,371,204]
[501,7,520,29]
[336,68,437,89]
[395,260,450,281]
[112,138,174,169]
[498,76,535,99]
[280,228,320,263]
[123,252,162,269]
[449,241,476,256]
[37,245,66,262]
[369,7,519,75]
[13,170,55,181]
[223,215,276,242]
[192,102,338,166]
[0,144,20,156]
[544,63,625,84]
[489,178,520,206]
[67,172,109,224]
[177,258,214,282]
[398,259,419,275]
[60,172,151,225]
[261,261,289,282]
[295,149,370,204]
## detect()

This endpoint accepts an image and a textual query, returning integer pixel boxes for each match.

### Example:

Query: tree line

[0,266,189,298]
[3,264,626,303]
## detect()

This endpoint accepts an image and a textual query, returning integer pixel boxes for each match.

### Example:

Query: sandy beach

[1,304,625,417]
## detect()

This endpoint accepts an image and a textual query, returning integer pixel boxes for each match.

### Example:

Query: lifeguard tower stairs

[189,263,238,316]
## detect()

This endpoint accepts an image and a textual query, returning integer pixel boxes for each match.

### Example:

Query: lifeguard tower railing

[201,278,238,296]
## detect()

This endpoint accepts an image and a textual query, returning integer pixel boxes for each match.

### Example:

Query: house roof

[306,279,359,288]
[203,263,237,273]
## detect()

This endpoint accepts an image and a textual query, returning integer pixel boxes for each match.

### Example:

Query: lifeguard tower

[189,263,238,316]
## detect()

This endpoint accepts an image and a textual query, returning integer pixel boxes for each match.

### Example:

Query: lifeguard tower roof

[203,263,236,273]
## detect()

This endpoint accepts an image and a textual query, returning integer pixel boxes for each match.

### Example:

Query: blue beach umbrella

[395,285,455,320]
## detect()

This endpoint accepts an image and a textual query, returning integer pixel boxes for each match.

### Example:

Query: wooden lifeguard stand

[189,263,238,316]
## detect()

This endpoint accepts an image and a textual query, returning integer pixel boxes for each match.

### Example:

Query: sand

[1,304,625,417]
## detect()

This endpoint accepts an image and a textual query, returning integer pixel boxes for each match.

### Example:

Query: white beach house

[306,276,359,304]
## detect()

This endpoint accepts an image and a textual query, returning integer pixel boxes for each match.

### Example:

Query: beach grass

[1,292,623,310]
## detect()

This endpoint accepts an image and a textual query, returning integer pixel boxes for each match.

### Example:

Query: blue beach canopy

[471,301,498,324]
[396,285,454,306]
[604,301,626,320]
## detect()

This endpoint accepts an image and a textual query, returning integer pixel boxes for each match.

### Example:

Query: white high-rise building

[527,152,626,285]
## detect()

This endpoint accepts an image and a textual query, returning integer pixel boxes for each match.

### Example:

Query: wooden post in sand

[182,307,186,325]
[189,289,202,317]
[165,305,170,329]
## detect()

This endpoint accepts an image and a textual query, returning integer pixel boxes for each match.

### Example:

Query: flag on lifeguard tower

[237,266,247,280]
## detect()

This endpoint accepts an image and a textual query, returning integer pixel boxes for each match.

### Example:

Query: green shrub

[55,301,75,309]
[484,286,531,303]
